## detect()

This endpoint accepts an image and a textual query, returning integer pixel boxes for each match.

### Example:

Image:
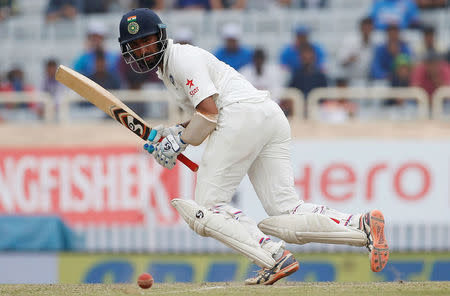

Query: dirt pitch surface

[1,282,449,296]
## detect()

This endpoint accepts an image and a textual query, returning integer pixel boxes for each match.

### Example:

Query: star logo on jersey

[186,79,194,88]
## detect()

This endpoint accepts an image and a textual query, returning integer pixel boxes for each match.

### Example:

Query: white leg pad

[258,213,368,247]
[171,199,276,268]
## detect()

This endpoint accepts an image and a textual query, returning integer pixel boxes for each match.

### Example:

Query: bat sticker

[111,106,150,140]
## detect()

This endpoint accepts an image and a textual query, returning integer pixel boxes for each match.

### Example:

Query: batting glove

[144,125,188,170]
[143,124,185,154]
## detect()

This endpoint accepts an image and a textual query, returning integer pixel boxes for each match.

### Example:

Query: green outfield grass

[1,282,449,296]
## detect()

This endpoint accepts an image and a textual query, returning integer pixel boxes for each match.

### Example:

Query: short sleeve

[173,48,218,108]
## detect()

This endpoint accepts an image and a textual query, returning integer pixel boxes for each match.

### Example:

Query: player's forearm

[180,112,218,146]
[178,96,218,145]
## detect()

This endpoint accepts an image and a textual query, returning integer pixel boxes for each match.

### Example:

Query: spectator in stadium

[0,0,18,22]
[415,25,446,58]
[411,52,450,99]
[0,66,36,114]
[279,25,326,73]
[119,0,164,10]
[318,78,356,123]
[299,0,328,8]
[42,58,68,119]
[416,0,447,9]
[88,51,121,90]
[175,0,210,9]
[41,59,65,109]
[390,54,412,87]
[73,20,119,77]
[173,27,194,45]
[288,44,328,97]
[246,0,294,10]
[79,0,110,14]
[369,0,421,30]
[239,48,288,102]
[384,54,413,107]
[0,67,33,92]
[338,17,375,86]
[278,97,294,117]
[45,0,78,22]
[371,24,412,80]
[214,23,253,71]
[210,0,247,9]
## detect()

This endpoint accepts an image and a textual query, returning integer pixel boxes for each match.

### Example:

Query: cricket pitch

[1,282,449,296]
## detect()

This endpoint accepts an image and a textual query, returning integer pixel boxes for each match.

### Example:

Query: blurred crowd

[1,0,448,22]
[0,0,331,21]
[0,0,450,122]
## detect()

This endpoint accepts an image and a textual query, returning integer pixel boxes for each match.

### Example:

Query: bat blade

[110,106,151,140]
[55,65,198,172]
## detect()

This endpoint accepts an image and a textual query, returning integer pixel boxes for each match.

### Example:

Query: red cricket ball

[137,273,154,289]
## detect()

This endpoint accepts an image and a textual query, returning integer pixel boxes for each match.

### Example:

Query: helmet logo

[127,15,136,22]
[128,22,139,34]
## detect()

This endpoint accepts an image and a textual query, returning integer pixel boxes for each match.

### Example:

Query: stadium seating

[1,5,447,88]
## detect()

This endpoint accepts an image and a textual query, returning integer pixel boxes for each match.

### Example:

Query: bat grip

[157,138,199,172]
[177,153,199,172]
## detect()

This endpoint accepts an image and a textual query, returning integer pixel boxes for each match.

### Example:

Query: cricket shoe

[360,209,389,272]
[244,250,299,285]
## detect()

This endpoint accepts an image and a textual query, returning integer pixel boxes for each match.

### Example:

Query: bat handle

[156,137,199,172]
[177,153,199,172]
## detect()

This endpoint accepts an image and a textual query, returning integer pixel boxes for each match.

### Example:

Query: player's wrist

[175,133,188,151]
[179,135,187,145]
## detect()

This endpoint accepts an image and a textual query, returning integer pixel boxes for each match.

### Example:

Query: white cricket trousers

[195,98,299,215]
[194,97,357,252]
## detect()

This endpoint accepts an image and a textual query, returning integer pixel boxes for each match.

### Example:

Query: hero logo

[294,162,432,202]
[189,87,199,96]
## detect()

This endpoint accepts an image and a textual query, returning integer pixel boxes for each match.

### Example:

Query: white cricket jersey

[156,39,269,112]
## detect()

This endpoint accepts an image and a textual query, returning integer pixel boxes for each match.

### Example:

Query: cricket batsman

[118,8,389,285]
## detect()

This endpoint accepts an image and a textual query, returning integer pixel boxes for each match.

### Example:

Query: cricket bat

[55,65,199,172]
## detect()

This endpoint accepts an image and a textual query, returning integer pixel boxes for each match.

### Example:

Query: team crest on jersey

[128,22,139,34]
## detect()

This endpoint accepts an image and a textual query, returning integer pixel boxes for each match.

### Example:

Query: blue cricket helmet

[118,8,168,73]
